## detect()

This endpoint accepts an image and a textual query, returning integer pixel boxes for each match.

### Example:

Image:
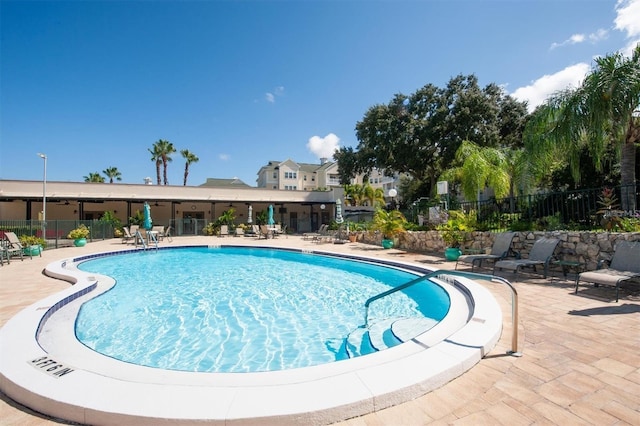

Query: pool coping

[0,245,503,425]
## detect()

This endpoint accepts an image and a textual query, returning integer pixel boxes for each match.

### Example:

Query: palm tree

[148,144,163,185]
[149,139,176,185]
[103,167,122,184]
[363,184,386,207]
[441,141,529,213]
[84,172,105,183]
[180,149,199,186]
[524,44,640,211]
[343,183,366,206]
[441,141,510,201]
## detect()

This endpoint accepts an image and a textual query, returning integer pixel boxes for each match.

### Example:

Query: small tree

[372,208,407,239]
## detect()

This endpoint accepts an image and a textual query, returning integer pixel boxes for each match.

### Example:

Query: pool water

[76,247,450,373]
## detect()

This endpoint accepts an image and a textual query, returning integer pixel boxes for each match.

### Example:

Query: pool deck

[1,235,639,425]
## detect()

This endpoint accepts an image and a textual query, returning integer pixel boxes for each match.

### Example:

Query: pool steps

[346,316,438,357]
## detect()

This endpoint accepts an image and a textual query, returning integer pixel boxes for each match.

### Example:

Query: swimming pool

[74,247,450,372]
[0,243,503,425]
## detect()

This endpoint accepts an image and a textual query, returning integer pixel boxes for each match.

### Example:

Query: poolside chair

[575,240,640,302]
[152,226,165,241]
[219,225,229,237]
[303,224,327,240]
[3,231,29,262]
[122,227,136,244]
[258,225,271,239]
[493,237,560,279]
[1,239,11,265]
[235,227,244,237]
[456,232,516,272]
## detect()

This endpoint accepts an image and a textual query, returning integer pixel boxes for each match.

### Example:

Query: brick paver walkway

[1,236,638,425]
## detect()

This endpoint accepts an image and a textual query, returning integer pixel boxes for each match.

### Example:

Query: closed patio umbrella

[335,199,344,224]
[268,205,275,225]
[247,205,253,224]
[143,202,153,230]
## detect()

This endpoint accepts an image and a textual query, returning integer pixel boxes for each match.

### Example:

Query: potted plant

[437,210,475,260]
[19,235,46,256]
[372,209,407,249]
[68,224,90,247]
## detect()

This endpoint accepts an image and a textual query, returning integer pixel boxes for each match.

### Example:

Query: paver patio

[1,236,638,425]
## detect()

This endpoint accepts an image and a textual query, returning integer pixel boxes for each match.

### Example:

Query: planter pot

[73,238,87,247]
[348,235,357,243]
[23,245,42,256]
[444,247,462,261]
[381,239,394,249]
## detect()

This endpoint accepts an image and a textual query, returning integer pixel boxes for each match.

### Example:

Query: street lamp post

[388,188,398,210]
[37,153,47,237]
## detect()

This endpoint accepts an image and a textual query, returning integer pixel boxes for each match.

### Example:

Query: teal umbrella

[268,204,275,225]
[143,202,153,230]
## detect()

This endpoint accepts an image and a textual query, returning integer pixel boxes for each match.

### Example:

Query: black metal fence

[0,220,115,249]
[456,184,640,231]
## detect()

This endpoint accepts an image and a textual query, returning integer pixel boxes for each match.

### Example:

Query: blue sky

[1,0,639,187]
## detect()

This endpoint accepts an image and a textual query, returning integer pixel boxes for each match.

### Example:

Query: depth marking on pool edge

[29,356,75,378]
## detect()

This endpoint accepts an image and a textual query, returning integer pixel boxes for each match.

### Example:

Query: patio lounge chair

[2,231,29,262]
[303,224,327,240]
[152,226,165,241]
[575,240,640,302]
[493,237,560,279]
[456,232,516,272]
[122,227,136,244]
[258,225,271,239]
[218,225,229,237]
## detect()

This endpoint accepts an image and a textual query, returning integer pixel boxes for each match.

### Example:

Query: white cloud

[219,154,230,161]
[513,0,639,112]
[550,34,585,50]
[550,30,609,50]
[307,133,341,159]
[615,0,640,38]
[265,86,285,104]
[589,28,609,42]
[511,63,590,112]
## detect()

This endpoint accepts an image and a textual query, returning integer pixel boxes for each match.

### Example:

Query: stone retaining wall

[358,231,640,271]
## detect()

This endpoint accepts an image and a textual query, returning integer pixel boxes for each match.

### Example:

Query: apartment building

[256,158,399,196]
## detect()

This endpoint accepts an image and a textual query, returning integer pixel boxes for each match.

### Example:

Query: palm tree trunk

[620,138,637,212]
[163,159,169,185]
[155,161,162,185]
[183,164,189,186]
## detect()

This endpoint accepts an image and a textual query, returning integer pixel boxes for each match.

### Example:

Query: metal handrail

[363,269,521,356]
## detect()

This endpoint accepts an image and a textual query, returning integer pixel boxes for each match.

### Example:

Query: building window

[284,172,297,179]
[273,171,277,179]
[284,185,297,190]
[303,175,307,181]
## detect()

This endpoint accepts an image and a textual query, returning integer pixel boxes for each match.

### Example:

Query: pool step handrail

[148,230,158,250]
[363,270,521,357]
[134,230,146,249]
[133,230,159,250]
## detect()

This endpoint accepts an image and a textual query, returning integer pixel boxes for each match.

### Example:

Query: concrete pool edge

[0,245,503,425]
